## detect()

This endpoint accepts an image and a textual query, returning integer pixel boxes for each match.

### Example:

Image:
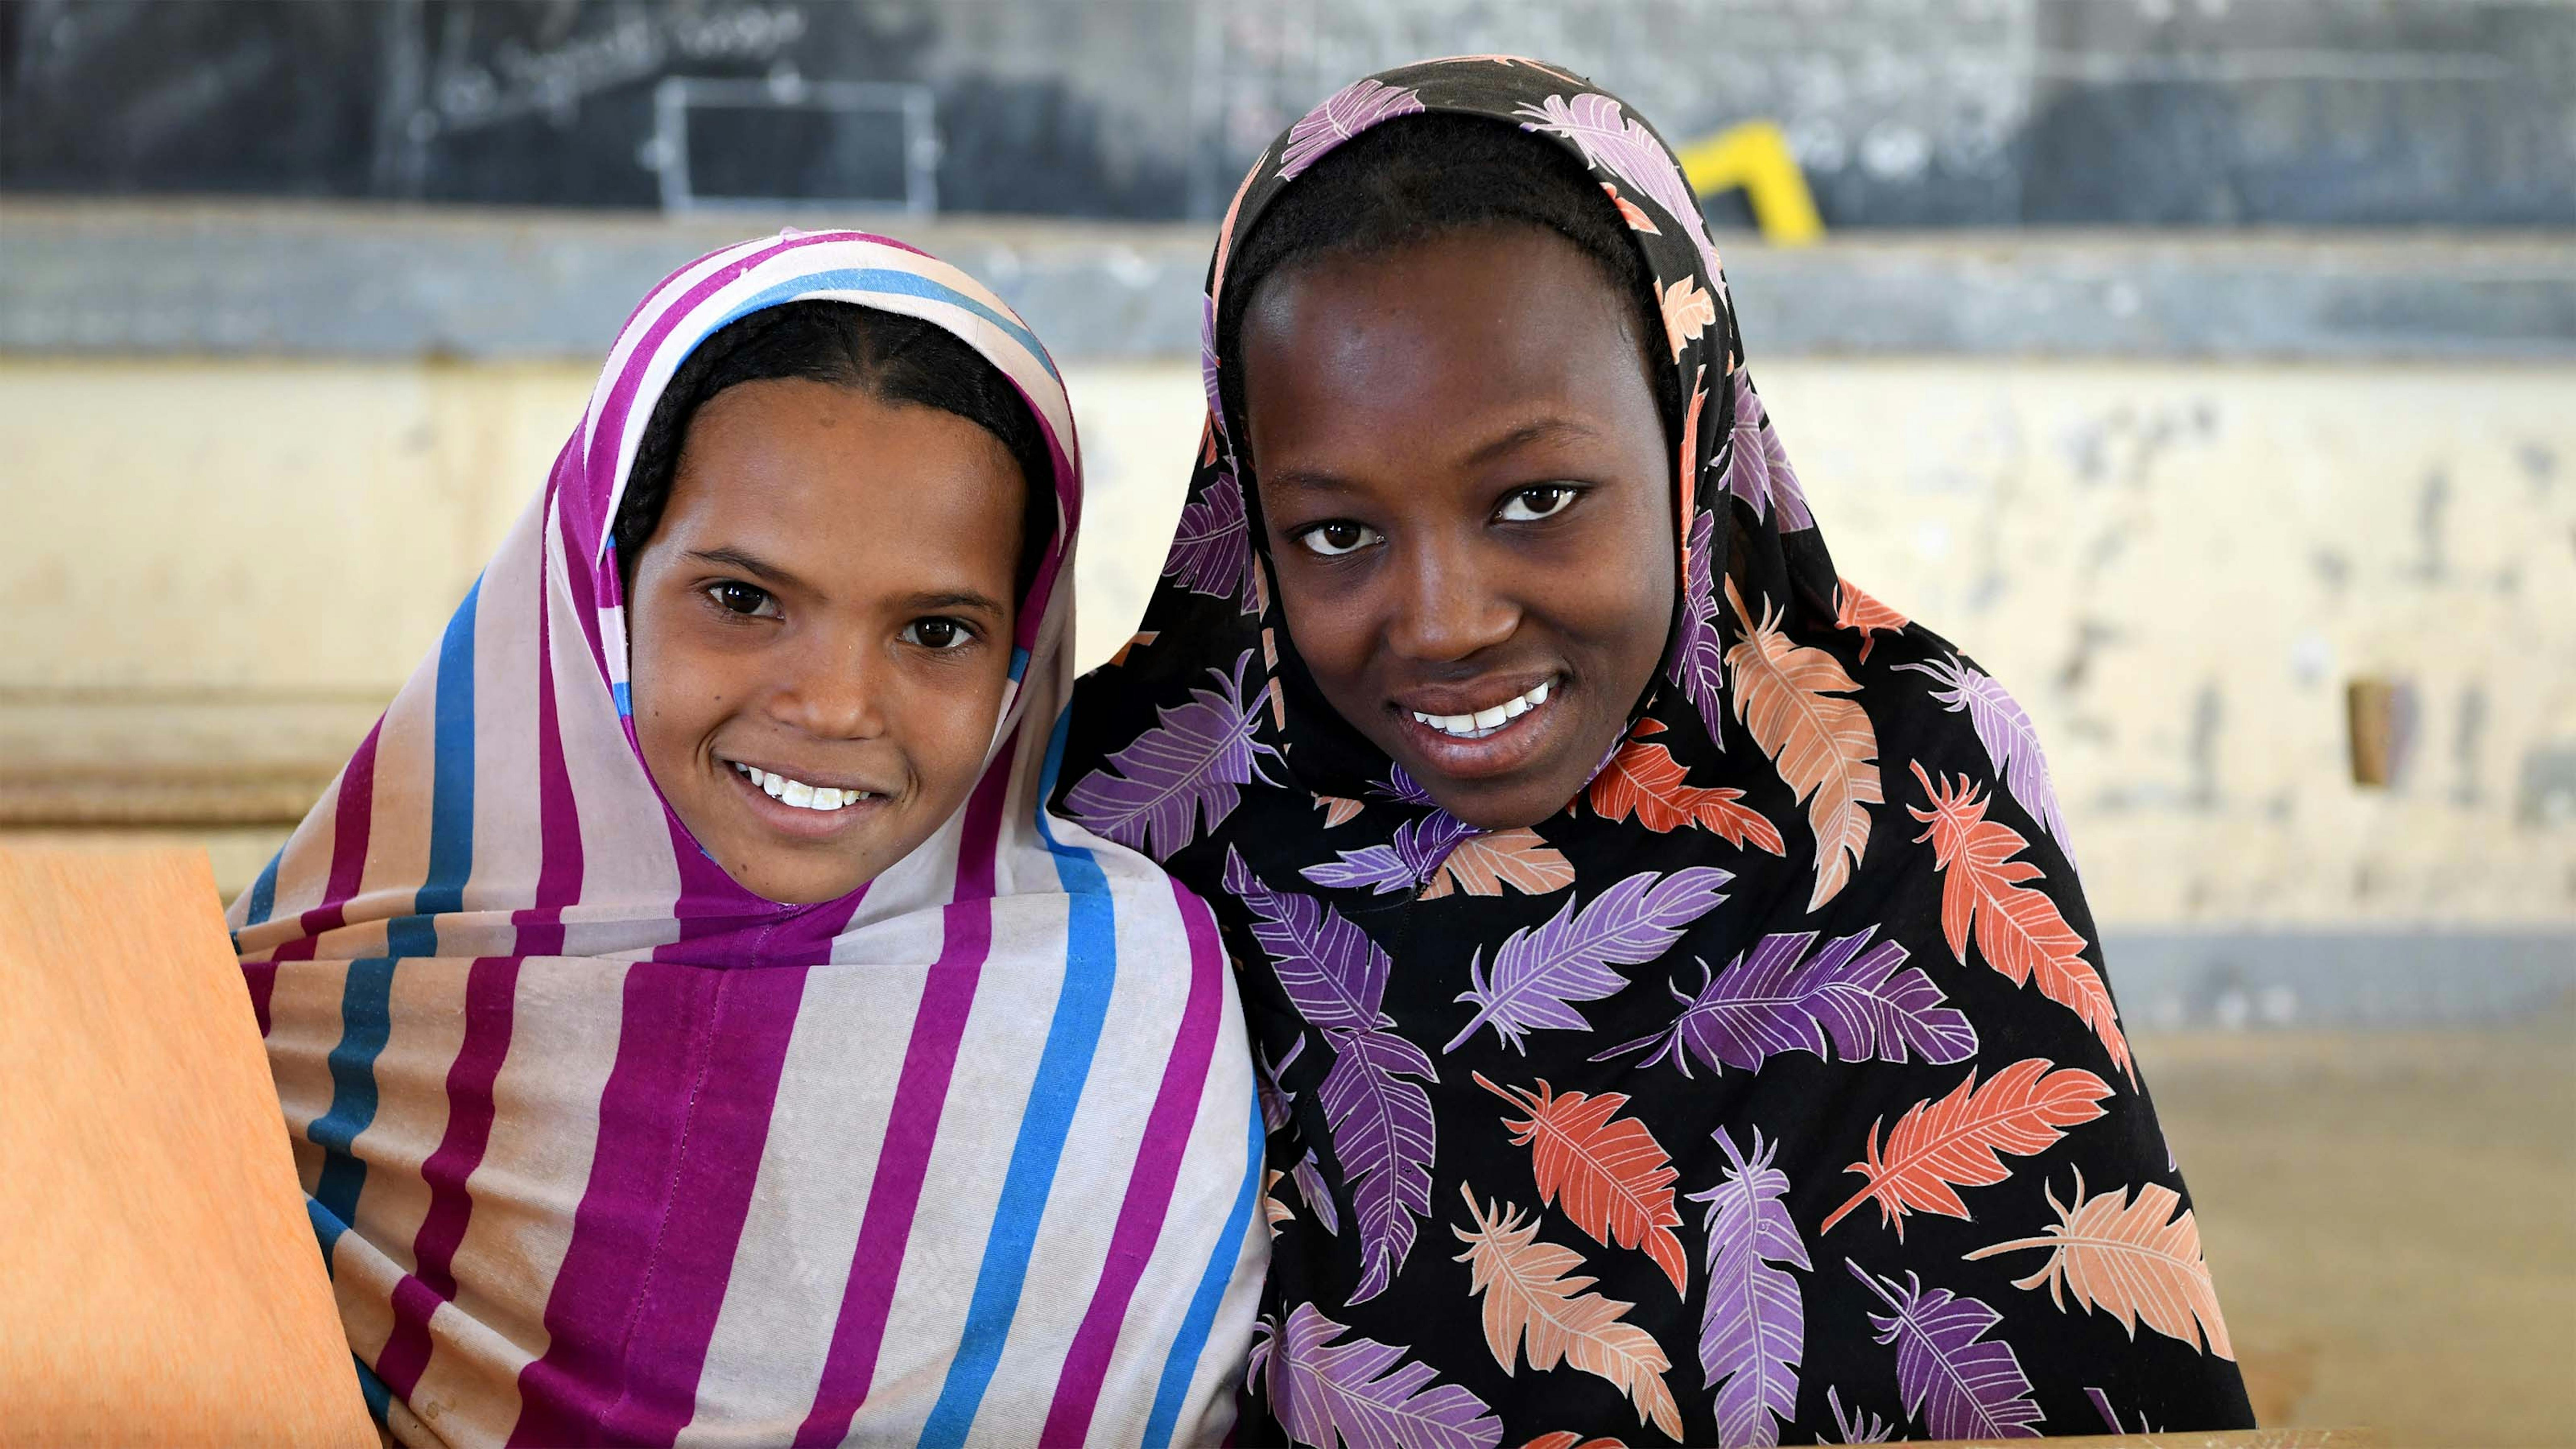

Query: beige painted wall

[5,355,2570,922]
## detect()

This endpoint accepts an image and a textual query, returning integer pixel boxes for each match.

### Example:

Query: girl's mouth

[1408,678,1550,740]
[725,760,890,837]
[1394,675,1562,781]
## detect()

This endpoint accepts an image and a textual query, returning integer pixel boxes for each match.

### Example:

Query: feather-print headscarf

[1056,59,2253,1446]
[230,232,1263,1446]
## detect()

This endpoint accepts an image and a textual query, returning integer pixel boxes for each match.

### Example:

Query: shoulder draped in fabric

[1055,58,2254,1448]
[232,232,1264,1447]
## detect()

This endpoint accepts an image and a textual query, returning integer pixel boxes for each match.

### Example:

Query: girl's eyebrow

[1462,416,1603,466]
[902,588,1008,616]
[1266,416,1607,497]
[686,545,805,590]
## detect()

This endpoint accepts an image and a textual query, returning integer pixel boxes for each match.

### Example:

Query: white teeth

[1408,680,1557,740]
[731,762,875,811]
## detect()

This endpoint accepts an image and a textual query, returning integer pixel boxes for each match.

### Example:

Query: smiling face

[1239,225,1677,830]
[625,377,1025,904]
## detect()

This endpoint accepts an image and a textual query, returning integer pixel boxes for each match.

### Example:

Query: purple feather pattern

[1290,1148,1342,1236]
[1826,1386,1896,1443]
[1302,812,1481,895]
[1279,79,1429,181]
[1228,849,1389,1034]
[1444,866,1733,1054]
[1724,374,1816,532]
[1600,928,1977,1076]
[1251,1302,1504,1449]
[1846,1260,2045,1441]
[1065,649,1278,856]
[1689,1129,1809,1448]
[1667,508,1729,746]
[1515,92,1725,282]
[1162,469,1258,612]
[1229,848,1434,1299]
[1257,1036,1305,1133]
[1258,1039,1343,1236]
[1372,764,1439,806]
[1895,652,2076,868]
[1318,1027,1438,1300]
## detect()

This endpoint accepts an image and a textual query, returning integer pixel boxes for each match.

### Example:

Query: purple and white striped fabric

[230,231,1265,1447]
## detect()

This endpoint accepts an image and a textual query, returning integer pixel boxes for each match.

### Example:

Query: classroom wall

[7,349,2570,927]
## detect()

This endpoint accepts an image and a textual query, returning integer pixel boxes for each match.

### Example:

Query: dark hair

[613,300,1057,599]
[1215,112,1679,460]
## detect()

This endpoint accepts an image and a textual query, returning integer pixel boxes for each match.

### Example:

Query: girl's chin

[706,833,883,904]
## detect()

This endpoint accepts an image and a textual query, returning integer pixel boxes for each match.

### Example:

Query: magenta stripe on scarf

[375,954,522,1399]
[1037,880,1227,1445]
[506,960,807,1446]
[602,965,811,1442]
[512,480,585,959]
[249,719,384,1034]
[578,234,829,574]
[792,744,1019,1447]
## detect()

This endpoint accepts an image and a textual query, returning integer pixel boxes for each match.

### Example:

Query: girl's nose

[1385,530,1517,663]
[767,634,888,740]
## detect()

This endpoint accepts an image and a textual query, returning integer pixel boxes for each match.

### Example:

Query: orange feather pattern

[1475,1074,1691,1296]
[1261,1169,1295,1239]
[1833,577,1909,662]
[1677,366,1707,529]
[1313,794,1364,828]
[1587,721,1786,853]
[1965,1168,2236,1359]
[1453,1185,1685,1441]
[1108,630,1158,668]
[1821,1057,2111,1238]
[1724,578,1882,911]
[1521,1436,1629,1449]
[1423,828,1578,899]
[1908,761,2135,1085]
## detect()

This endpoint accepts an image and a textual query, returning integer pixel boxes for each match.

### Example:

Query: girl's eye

[1296,520,1381,558]
[902,618,975,650]
[707,581,777,617]
[1496,485,1579,523]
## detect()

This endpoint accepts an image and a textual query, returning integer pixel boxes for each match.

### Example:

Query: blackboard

[5,0,2571,227]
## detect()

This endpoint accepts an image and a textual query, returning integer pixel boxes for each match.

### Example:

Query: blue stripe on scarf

[243,850,281,928]
[307,585,479,1270]
[390,577,480,952]
[712,268,1062,385]
[354,1353,393,1424]
[916,708,1118,1449]
[307,955,395,1266]
[1141,1093,1264,1449]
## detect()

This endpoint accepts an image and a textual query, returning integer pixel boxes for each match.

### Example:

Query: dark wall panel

[5,0,2570,226]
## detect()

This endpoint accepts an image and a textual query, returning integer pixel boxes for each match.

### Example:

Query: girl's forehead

[1240,234,1663,459]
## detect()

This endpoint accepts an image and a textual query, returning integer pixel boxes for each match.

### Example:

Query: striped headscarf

[229,232,1264,1447]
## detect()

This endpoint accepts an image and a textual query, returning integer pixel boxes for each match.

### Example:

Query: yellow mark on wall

[1676,121,1825,247]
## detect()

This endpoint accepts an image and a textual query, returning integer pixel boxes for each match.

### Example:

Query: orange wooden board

[0,848,373,1447]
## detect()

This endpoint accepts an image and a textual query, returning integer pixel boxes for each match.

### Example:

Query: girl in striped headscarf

[231,232,1263,1446]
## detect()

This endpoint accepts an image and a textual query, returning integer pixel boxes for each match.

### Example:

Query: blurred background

[1,0,2570,1441]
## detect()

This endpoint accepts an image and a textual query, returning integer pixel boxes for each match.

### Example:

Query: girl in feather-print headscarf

[1056,59,2255,1446]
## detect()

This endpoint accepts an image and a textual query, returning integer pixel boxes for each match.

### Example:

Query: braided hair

[613,300,1057,598]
